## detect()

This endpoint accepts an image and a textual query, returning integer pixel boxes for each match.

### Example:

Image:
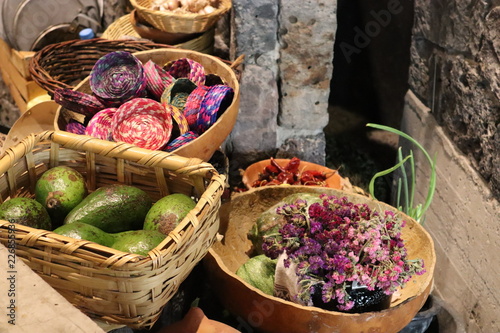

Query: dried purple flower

[262,194,426,311]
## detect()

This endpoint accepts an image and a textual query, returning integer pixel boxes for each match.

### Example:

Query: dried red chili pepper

[285,157,301,174]
[277,171,295,184]
[264,164,280,175]
[270,157,287,173]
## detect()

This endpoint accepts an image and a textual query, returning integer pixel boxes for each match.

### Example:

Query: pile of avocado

[0,166,196,256]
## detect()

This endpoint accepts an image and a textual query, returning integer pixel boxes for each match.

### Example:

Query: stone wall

[227,0,337,177]
[409,0,500,200]
[408,1,500,331]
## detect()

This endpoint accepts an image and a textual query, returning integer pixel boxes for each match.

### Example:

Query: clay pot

[203,186,436,333]
[242,159,344,189]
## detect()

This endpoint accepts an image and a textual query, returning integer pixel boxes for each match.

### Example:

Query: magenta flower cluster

[262,194,426,311]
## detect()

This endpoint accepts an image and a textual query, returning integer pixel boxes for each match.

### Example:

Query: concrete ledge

[401,90,500,333]
[0,243,105,333]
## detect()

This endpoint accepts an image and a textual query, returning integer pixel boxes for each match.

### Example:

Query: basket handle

[47,131,218,177]
[230,54,245,69]
[0,130,218,180]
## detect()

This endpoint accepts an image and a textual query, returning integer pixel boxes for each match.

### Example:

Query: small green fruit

[143,193,196,235]
[0,197,52,230]
[236,255,277,296]
[53,222,115,247]
[110,230,166,256]
[35,166,87,227]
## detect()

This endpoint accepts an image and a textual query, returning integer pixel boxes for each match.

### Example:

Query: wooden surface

[0,38,50,113]
[0,243,105,333]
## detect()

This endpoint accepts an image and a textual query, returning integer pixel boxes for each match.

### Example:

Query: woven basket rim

[29,38,176,96]
[29,37,238,97]
[130,0,232,19]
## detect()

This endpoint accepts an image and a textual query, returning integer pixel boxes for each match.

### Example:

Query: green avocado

[53,223,165,256]
[143,193,196,235]
[64,184,152,233]
[110,230,166,256]
[53,222,115,247]
[0,197,52,230]
[35,166,88,228]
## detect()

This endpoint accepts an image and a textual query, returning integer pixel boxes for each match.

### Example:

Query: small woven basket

[130,0,232,33]
[101,13,216,54]
[29,38,175,97]
[0,130,225,329]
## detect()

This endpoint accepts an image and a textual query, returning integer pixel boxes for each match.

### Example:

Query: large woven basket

[54,48,242,162]
[29,38,177,97]
[130,0,232,33]
[0,130,225,329]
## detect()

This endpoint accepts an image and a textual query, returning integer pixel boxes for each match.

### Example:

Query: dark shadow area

[325,0,415,203]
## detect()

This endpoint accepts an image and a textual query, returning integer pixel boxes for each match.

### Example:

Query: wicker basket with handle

[130,0,232,34]
[0,130,225,329]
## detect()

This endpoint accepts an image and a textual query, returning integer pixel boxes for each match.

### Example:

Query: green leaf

[366,123,437,224]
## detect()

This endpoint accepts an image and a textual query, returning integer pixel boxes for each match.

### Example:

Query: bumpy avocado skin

[35,166,88,228]
[143,193,196,235]
[110,230,166,256]
[64,184,152,233]
[0,197,52,230]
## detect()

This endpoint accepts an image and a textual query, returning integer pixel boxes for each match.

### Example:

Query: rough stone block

[231,0,279,72]
[432,54,500,198]
[278,0,336,130]
[276,132,326,166]
[278,87,330,130]
[225,64,279,170]
[412,0,488,54]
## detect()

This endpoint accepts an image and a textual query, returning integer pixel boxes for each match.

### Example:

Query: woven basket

[55,48,242,162]
[130,0,231,33]
[101,13,215,54]
[29,38,178,97]
[0,130,225,329]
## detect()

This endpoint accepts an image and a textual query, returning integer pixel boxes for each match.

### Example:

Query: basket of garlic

[130,0,231,34]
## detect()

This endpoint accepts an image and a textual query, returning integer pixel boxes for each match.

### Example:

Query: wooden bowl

[203,186,436,333]
[54,48,240,162]
[242,159,343,189]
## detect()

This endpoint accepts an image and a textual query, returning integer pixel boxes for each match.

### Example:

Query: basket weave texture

[0,130,225,329]
[130,0,232,33]
[29,38,176,97]
[55,48,242,162]
[101,13,215,54]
